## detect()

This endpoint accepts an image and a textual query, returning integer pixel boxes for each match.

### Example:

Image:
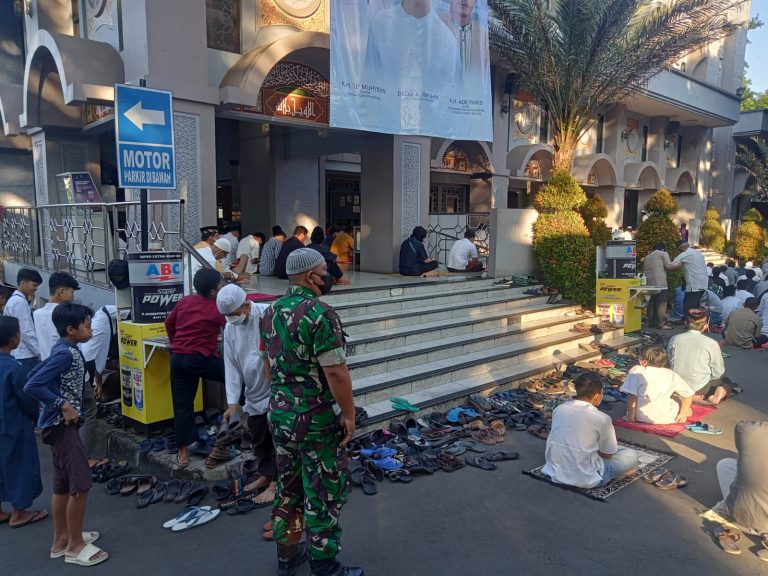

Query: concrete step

[350,327,625,406]
[332,283,534,319]
[345,302,580,355]
[321,276,500,305]
[355,333,644,433]
[347,312,601,379]
[342,291,555,335]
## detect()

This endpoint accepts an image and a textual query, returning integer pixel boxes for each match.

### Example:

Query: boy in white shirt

[34,272,80,360]
[542,373,639,489]
[621,346,695,425]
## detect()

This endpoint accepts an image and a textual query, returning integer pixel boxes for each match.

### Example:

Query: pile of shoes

[347,393,525,495]
[90,459,130,483]
[105,475,209,509]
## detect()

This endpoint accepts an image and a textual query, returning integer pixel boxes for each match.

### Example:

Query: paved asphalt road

[4,331,768,576]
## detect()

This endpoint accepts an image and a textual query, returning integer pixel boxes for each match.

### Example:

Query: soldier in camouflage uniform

[260,248,363,576]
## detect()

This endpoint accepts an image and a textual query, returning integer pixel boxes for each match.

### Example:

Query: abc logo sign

[145,262,180,282]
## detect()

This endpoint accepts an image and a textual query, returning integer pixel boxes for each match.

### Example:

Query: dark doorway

[623,189,639,229]
[326,172,361,228]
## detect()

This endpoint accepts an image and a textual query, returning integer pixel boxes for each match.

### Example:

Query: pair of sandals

[717,527,768,560]
[642,468,689,490]
[91,460,129,483]
[162,506,220,532]
[464,452,519,471]
[685,421,723,435]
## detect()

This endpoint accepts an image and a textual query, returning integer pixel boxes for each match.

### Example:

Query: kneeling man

[542,373,639,488]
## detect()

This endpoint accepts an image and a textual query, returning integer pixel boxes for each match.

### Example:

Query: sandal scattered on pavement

[717,527,742,555]
[685,422,723,435]
[645,469,688,490]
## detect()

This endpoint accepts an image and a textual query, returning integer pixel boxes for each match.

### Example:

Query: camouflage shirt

[260,285,347,442]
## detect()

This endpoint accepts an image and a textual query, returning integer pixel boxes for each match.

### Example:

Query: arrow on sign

[124,101,166,131]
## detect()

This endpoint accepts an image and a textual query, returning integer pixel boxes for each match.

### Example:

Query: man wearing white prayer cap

[216,284,276,504]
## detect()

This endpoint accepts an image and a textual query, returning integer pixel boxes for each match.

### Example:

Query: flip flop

[64,543,109,566]
[162,506,212,529]
[212,482,233,502]
[138,439,153,453]
[717,528,742,555]
[50,532,100,558]
[642,468,668,484]
[385,469,413,483]
[225,498,257,516]
[187,483,209,506]
[149,482,167,505]
[175,481,193,504]
[465,456,497,471]
[370,457,404,470]
[655,471,689,490]
[455,440,486,453]
[151,438,167,452]
[485,451,520,462]
[361,474,378,495]
[164,479,182,502]
[685,422,723,435]
[9,509,49,528]
[390,397,419,412]
[171,508,220,532]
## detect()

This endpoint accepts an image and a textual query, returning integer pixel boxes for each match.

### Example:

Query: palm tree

[737,136,768,194]
[489,0,748,172]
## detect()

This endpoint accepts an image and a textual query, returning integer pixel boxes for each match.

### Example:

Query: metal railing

[1,200,185,288]
[427,213,490,266]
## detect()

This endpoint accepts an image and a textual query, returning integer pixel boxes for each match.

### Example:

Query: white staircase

[321,278,643,431]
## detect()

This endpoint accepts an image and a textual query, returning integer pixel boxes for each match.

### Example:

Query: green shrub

[742,208,763,223]
[700,208,727,253]
[734,220,765,261]
[644,188,679,216]
[533,170,587,212]
[579,195,612,246]
[533,212,594,305]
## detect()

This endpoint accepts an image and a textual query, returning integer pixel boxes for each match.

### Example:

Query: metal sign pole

[139,79,149,251]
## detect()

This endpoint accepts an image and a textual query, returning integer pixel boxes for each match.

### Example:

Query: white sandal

[64,542,109,566]
[50,531,100,558]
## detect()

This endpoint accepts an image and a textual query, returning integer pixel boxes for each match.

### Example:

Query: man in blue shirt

[399,226,438,277]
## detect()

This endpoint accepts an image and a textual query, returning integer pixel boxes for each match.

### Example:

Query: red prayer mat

[612,403,717,438]
[246,293,279,302]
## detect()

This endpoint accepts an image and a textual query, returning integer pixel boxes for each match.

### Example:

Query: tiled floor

[242,269,486,296]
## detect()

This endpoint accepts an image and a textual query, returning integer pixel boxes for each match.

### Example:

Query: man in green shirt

[260,248,362,576]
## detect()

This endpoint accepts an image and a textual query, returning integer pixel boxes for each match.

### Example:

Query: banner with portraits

[330,0,493,141]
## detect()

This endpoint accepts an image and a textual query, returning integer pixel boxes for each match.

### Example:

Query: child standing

[24,303,108,566]
[621,346,695,424]
[543,373,639,489]
[0,316,46,527]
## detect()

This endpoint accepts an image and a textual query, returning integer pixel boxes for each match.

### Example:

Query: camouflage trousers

[272,432,348,561]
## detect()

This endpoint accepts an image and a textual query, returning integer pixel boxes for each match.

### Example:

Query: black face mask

[309,272,334,295]
[317,273,334,295]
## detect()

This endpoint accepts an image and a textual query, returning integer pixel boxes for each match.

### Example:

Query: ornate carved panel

[401,142,421,237]
[259,0,327,32]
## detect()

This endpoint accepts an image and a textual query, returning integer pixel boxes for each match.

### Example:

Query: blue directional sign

[115,84,176,189]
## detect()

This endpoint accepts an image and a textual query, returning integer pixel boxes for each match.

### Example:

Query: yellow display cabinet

[118,320,202,429]
[595,278,642,333]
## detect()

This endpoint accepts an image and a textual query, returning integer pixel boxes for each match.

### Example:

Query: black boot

[277,543,308,576]
[310,558,364,576]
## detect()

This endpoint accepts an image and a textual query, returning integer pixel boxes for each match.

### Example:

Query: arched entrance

[505,144,554,209]
[572,153,620,228]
